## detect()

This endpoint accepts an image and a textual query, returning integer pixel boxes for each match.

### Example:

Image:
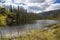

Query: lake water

[0,20,60,38]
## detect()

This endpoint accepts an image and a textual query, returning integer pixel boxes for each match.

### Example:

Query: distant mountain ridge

[38,9,60,18]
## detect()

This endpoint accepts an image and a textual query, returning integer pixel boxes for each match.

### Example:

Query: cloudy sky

[0,0,60,13]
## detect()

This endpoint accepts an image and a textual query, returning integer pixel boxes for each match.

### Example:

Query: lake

[0,20,60,38]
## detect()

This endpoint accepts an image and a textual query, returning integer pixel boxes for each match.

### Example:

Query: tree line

[0,5,59,26]
[0,5,41,26]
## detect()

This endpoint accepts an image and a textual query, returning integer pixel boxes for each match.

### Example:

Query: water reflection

[0,20,60,38]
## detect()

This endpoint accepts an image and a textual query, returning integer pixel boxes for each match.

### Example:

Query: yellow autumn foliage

[0,14,7,26]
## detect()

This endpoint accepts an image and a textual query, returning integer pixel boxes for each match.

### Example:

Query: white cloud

[27,3,50,13]
[1,0,60,13]
[45,3,60,11]
[28,0,45,3]
[26,0,56,13]
[45,0,56,4]
[0,0,5,3]
[14,0,26,3]
[5,0,11,3]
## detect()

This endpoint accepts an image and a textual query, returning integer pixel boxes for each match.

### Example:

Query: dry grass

[1,24,60,40]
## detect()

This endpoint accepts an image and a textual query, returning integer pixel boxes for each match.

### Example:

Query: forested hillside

[0,6,41,26]
[0,6,15,26]
[38,9,60,19]
[0,5,60,26]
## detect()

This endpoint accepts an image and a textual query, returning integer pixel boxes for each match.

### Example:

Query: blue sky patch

[55,0,60,3]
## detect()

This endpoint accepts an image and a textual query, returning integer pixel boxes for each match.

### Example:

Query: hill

[38,9,60,20]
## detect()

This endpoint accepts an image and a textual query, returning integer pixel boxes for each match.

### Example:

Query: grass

[0,24,60,40]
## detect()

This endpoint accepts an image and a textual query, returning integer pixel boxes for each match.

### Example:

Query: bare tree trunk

[0,30,2,40]
[16,5,20,25]
[10,5,12,12]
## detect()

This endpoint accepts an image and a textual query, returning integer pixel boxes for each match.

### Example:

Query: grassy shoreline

[0,24,60,40]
